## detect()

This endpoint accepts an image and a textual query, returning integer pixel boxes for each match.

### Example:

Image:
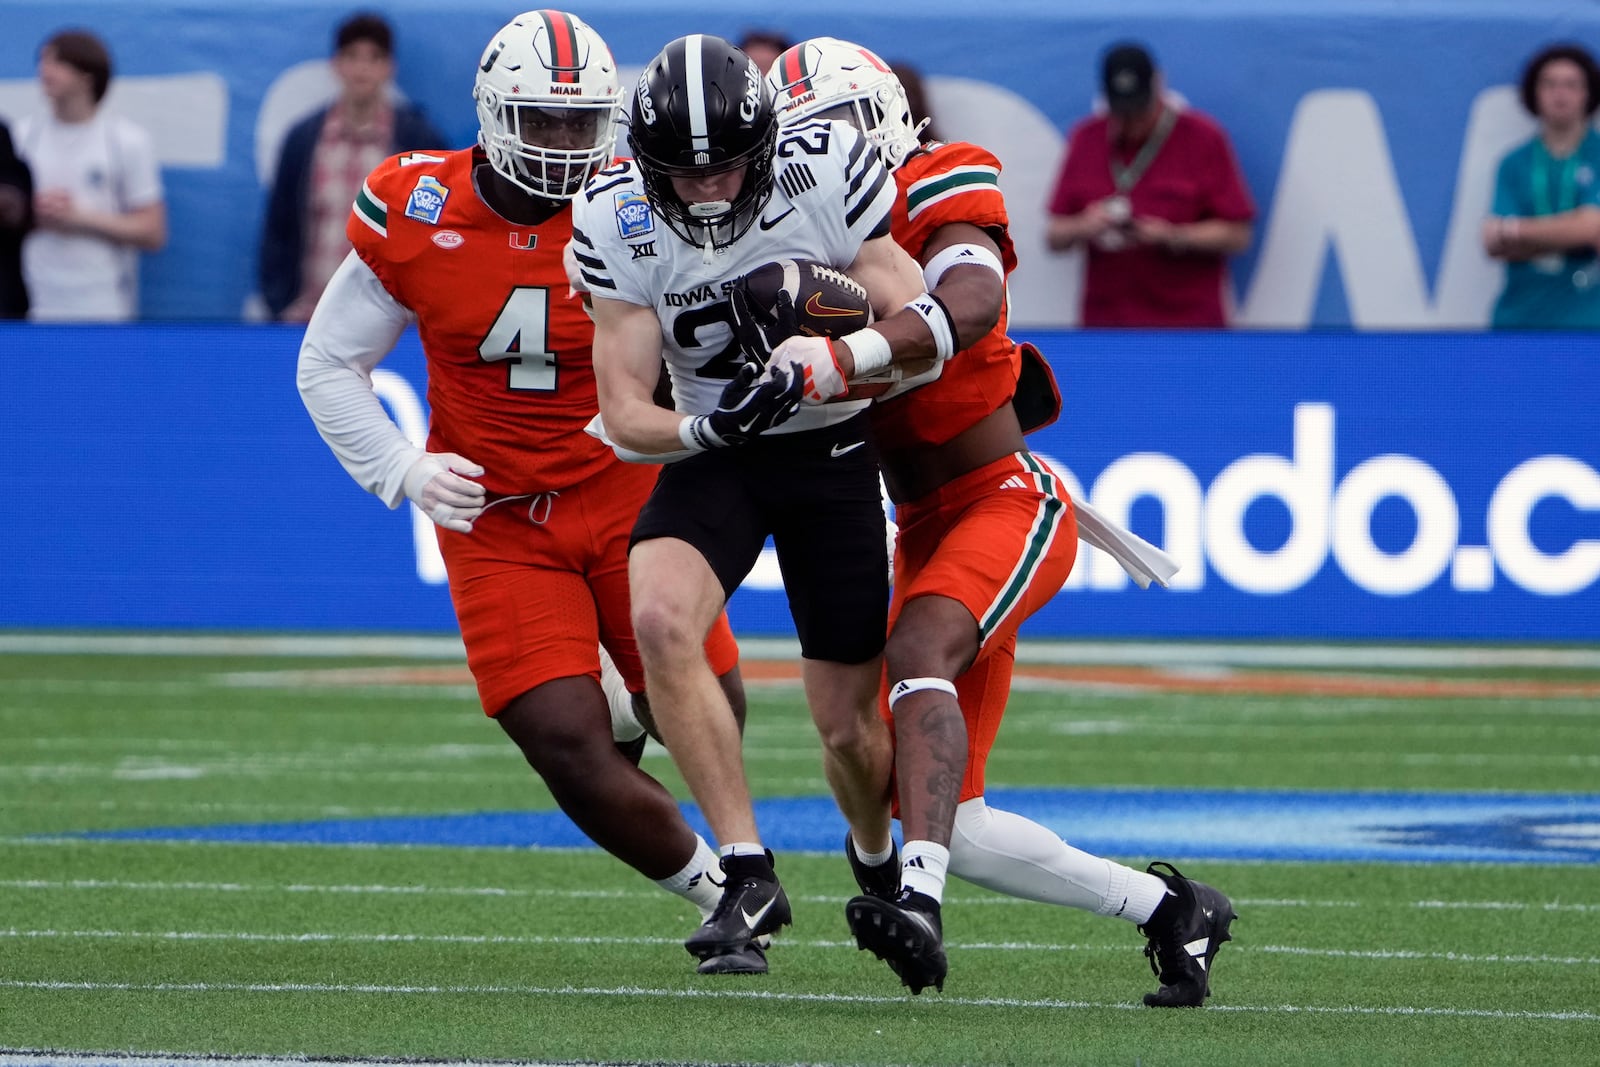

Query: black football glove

[729,282,800,364]
[682,361,805,448]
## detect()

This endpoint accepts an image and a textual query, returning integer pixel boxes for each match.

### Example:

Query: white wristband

[678,415,719,451]
[903,292,957,361]
[922,242,1005,289]
[840,327,893,377]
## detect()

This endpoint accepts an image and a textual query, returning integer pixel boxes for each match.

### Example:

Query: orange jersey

[870,142,1023,451]
[348,147,614,495]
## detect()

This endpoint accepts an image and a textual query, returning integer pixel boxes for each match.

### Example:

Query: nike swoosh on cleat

[741,897,777,930]
[757,207,795,230]
[830,441,865,457]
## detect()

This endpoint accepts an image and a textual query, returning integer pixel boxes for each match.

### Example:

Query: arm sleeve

[839,125,897,250]
[1491,152,1523,217]
[1199,122,1255,222]
[116,121,164,209]
[259,122,311,317]
[295,251,421,508]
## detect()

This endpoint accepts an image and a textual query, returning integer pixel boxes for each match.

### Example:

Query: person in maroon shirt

[1045,42,1254,327]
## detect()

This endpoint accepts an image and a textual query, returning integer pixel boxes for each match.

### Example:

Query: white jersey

[15,111,163,321]
[571,118,896,433]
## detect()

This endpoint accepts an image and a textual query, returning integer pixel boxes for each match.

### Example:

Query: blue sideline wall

[3,0,1600,328]
[5,323,1595,640]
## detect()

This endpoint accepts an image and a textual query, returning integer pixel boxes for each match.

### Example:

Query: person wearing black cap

[1044,42,1254,327]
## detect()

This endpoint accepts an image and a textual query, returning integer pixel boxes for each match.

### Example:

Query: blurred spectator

[1044,42,1253,328]
[1482,43,1600,329]
[13,29,166,322]
[737,30,791,74]
[889,61,942,143]
[0,120,32,319]
[260,11,445,322]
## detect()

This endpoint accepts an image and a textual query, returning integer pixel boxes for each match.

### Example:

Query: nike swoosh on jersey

[831,441,865,457]
[741,896,777,930]
[805,291,864,317]
[758,207,796,230]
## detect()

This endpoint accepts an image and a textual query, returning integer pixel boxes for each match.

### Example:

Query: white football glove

[768,334,847,404]
[403,451,487,533]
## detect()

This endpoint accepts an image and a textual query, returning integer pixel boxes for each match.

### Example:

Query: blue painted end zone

[73,788,1600,865]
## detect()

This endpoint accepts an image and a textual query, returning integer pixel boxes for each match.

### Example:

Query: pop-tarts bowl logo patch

[405,176,449,225]
[615,191,654,239]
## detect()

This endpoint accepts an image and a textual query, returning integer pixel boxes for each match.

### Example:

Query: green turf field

[2,639,1597,1066]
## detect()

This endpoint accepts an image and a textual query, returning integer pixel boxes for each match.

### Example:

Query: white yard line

[2,1060,500,1067]
[4,926,1597,967]
[1,876,1594,913]
[0,978,1593,1022]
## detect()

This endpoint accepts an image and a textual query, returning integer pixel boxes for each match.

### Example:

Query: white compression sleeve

[295,251,420,508]
[948,797,1168,923]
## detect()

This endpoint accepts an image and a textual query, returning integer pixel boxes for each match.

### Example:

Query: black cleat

[845,888,947,994]
[696,939,769,975]
[1138,861,1236,1007]
[684,851,792,961]
[845,832,900,901]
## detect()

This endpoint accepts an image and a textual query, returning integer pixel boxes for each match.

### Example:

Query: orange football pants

[438,459,738,717]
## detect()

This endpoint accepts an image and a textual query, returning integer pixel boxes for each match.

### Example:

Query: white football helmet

[765,37,926,171]
[473,10,621,200]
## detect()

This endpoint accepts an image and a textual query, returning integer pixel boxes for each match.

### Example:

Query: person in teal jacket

[1483,43,1600,329]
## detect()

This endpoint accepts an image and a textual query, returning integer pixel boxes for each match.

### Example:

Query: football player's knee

[630,601,700,661]
[812,708,882,757]
[884,629,969,683]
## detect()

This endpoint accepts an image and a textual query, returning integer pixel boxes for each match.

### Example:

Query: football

[733,257,874,344]
[731,258,912,401]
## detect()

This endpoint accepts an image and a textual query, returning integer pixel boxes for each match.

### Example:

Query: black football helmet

[629,34,777,252]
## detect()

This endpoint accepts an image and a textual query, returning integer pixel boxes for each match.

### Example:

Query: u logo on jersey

[508,231,539,250]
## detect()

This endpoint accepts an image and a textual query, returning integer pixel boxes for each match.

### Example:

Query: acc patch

[405,176,449,225]
[614,190,654,239]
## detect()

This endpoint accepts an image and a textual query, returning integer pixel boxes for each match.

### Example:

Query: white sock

[599,645,644,743]
[720,841,767,860]
[653,833,722,921]
[901,840,950,904]
[852,837,895,868]
[948,797,1169,924]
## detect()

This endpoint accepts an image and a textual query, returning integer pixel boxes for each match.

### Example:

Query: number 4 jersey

[347,147,616,493]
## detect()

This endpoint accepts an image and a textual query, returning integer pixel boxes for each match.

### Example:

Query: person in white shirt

[14,29,166,321]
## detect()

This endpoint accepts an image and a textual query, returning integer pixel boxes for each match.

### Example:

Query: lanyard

[1529,138,1580,217]
[1109,106,1178,194]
